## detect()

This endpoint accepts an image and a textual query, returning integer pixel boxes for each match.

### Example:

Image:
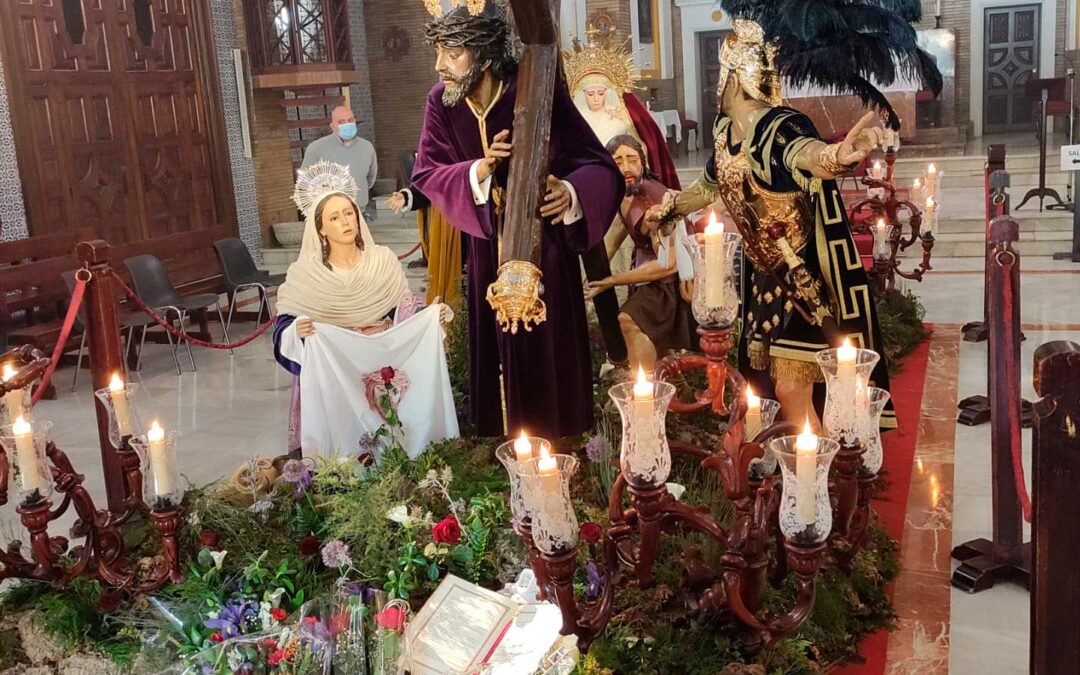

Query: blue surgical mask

[337,122,358,141]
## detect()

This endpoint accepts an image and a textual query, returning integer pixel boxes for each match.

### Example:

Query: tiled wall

[0,58,29,242]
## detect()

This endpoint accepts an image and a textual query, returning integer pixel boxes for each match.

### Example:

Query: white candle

[537,443,560,494]
[923,197,936,235]
[837,338,857,430]
[872,161,883,180]
[109,373,131,437]
[745,385,762,440]
[934,0,941,17]
[703,212,724,307]
[632,366,656,459]
[12,416,41,492]
[147,420,173,497]
[925,163,938,199]
[513,430,533,464]
[912,177,923,205]
[795,419,818,525]
[2,364,25,423]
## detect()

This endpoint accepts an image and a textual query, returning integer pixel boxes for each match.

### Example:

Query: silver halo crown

[292,161,359,218]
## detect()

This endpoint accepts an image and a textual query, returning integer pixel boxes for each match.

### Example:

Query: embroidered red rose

[380,366,396,385]
[374,606,406,632]
[270,608,287,622]
[199,529,220,548]
[579,522,603,545]
[298,535,320,557]
[431,515,462,545]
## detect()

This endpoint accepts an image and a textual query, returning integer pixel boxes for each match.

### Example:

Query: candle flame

[913,177,922,187]
[539,442,552,461]
[928,163,937,174]
[108,373,124,392]
[876,218,886,229]
[148,420,165,442]
[12,415,31,435]
[1,364,13,382]
[513,430,532,457]
[746,384,760,406]
[926,197,935,208]
[636,366,648,386]
[704,212,722,235]
[796,416,817,451]
[873,161,882,169]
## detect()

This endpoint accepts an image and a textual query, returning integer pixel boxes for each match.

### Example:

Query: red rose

[374,606,406,632]
[579,522,603,545]
[268,649,287,666]
[270,608,287,622]
[298,535,320,557]
[380,366,396,385]
[210,632,224,643]
[199,529,220,548]
[97,591,123,614]
[357,452,375,467]
[431,515,462,545]
[260,637,279,649]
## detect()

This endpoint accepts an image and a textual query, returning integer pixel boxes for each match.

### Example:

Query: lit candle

[703,212,725,307]
[934,0,941,18]
[795,418,818,524]
[837,338,857,429]
[513,430,533,464]
[745,385,762,440]
[147,420,173,497]
[912,177,923,205]
[2,364,25,422]
[872,160,883,180]
[537,442,560,494]
[632,366,656,459]
[925,162,938,198]
[12,416,41,492]
[108,373,131,437]
[923,197,936,235]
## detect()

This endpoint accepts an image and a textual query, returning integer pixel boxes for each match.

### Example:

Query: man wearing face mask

[302,106,378,220]
[411,4,623,440]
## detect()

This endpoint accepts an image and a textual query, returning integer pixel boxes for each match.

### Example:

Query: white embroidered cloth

[279,305,459,458]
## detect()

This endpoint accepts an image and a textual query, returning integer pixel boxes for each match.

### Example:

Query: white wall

[559,0,588,51]
[675,0,731,126]
[630,0,675,77]
[969,0,1058,137]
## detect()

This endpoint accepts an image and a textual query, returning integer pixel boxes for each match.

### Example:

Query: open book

[403,574,567,675]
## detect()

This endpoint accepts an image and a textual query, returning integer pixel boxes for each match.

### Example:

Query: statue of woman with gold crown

[564,25,681,190]
[272,161,458,459]
[649,1,942,429]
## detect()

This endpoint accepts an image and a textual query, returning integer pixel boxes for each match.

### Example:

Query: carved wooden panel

[0,0,223,243]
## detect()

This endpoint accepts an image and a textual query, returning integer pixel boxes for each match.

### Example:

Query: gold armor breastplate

[714,126,814,272]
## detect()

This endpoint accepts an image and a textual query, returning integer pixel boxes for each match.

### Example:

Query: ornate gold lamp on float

[500,224,891,652]
[0,345,185,591]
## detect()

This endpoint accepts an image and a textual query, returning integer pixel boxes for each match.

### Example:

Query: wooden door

[697,30,727,152]
[984,4,1040,133]
[0,0,235,243]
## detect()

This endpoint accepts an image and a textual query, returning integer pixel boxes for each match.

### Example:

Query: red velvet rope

[30,274,86,405]
[396,242,422,261]
[107,272,276,350]
[996,250,1033,523]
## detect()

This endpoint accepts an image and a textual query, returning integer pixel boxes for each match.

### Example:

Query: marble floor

[3,199,1079,675]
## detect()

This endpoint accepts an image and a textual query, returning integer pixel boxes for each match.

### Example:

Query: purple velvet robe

[412,77,623,439]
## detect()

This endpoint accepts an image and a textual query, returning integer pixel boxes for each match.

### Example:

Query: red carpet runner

[833,329,933,674]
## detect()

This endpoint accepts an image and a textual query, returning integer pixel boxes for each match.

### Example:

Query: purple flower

[585,562,605,600]
[282,459,314,496]
[321,539,352,569]
[203,600,257,638]
[343,581,379,602]
[584,436,609,463]
[358,432,380,452]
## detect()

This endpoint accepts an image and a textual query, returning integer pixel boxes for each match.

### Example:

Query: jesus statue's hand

[431,296,455,325]
[837,112,886,166]
[583,277,613,301]
[477,129,512,182]
[296,318,315,338]
[387,191,407,214]
[540,175,571,221]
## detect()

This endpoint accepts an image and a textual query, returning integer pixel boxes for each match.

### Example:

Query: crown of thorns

[424,10,509,48]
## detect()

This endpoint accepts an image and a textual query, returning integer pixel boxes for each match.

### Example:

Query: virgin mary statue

[273,161,458,459]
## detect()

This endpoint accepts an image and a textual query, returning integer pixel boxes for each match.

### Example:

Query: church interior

[0,0,1078,673]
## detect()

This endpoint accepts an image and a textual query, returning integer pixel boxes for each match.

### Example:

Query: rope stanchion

[996,247,1033,523]
[108,272,276,350]
[30,269,88,405]
[397,241,423,261]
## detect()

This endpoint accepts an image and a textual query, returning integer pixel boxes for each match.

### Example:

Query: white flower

[259,602,273,630]
[386,505,412,525]
[665,483,686,501]
[187,511,201,527]
[440,466,454,484]
[210,550,228,571]
[264,587,286,609]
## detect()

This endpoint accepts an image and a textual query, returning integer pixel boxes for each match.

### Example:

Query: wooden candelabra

[0,248,186,593]
[514,328,878,652]
[847,149,936,293]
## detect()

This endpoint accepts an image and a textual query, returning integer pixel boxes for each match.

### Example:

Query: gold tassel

[748,340,770,371]
[769,355,824,384]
